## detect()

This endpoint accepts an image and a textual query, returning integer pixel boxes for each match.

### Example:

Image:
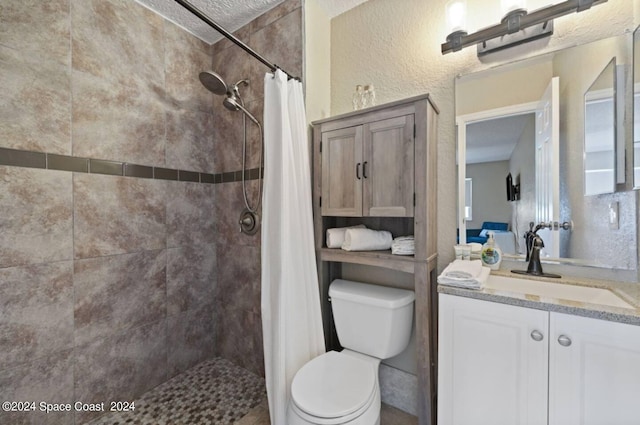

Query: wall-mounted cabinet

[312,94,439,425]
[438,294,640,425]
[321,115,415,217]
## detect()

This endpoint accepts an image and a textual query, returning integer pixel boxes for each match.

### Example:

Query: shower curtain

[261,69,326,423]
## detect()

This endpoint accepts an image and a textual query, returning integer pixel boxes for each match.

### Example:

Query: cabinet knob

[530,330,544,342]
[557,335,572,347]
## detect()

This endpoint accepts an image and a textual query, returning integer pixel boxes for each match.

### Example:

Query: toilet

[287,279,415,425]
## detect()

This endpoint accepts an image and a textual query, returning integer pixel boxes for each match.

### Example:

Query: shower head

[199,71,259,125]
[224,95,260,126]
[199,71,228,96]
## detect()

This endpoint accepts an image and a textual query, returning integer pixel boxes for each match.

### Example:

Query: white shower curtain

[261,69,326,424]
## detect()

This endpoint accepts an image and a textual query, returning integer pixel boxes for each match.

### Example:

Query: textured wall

[331,0,639,281]
[304,0,332,122]
[0,1,217,423]
[211,0,303,377]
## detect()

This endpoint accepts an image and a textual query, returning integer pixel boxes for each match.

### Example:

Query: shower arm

[173,0,299,81]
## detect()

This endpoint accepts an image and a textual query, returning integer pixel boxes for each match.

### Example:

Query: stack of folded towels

[391,236,414,255]
[437,259,490,290]
[326,224,366,248]
[326,225,393,251]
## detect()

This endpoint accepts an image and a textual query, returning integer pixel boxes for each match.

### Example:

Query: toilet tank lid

[329,279,415,308]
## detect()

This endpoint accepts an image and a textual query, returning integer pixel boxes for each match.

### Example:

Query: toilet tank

[329,279,415,359]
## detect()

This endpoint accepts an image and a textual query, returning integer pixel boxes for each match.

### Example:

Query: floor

[88,356,418,425]
[236,399,419,425]
[87,358,266,425]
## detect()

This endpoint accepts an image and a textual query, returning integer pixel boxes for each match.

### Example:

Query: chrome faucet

[513,222,561,278]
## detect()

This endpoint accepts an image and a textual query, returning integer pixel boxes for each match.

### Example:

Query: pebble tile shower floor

[87,357,266,425]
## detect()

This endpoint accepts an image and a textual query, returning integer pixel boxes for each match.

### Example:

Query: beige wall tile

[72,71,166,165]
[0,0,71,67]
[166,181,216,248]
[0,262,73,370]
[74,320,167,423]
[0,47,71,154]
[0,167,73,268]
[74,250,167,346]
[74,174,167,258]
[167,244,216,316]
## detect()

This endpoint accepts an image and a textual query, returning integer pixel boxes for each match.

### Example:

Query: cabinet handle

[558,335,572,347]
[363,161,368,178]
[356,163,361,180]
[530,330,544,342]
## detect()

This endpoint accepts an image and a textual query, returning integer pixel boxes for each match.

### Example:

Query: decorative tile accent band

[0,147,262,184]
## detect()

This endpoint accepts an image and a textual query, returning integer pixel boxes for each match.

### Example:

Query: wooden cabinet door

[438,294,549,425]
[321,126,363,216]
[363,114,415,217]
[549,312,640,425]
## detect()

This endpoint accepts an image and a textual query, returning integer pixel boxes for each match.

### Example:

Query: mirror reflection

[584,58,616,196]
[456,33,636,270]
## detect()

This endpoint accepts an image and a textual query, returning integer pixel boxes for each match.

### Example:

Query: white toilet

[287,279,415,425]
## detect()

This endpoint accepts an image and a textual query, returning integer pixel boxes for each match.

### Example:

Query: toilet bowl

[287,279,415,425]
[287,350,381,425]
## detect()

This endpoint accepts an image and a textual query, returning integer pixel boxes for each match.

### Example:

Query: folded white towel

[326,224,366,248]
[437,260,490,290]
[342,228,393,251]
[442,259,483,279]
[392,236,415,255]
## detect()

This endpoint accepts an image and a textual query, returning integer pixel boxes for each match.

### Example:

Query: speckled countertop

[437,269,640,326]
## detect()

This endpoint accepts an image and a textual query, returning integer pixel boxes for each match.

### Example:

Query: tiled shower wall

[211,0,303,377]
[0,0,217,424]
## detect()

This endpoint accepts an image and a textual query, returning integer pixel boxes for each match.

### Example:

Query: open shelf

[319,248,417,274]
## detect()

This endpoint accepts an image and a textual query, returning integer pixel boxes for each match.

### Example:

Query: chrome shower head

[224,96,260,126]
[199,71,228,96]
[199,72,258,124]
[223,94,240,112]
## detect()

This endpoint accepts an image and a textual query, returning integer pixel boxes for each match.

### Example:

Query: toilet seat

[291,351,377,424]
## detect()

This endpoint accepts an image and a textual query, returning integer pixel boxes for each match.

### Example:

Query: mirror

[456,33,637,270]
[584,58,616,196]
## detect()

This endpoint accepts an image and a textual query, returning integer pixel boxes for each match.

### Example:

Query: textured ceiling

[135,0,371,44]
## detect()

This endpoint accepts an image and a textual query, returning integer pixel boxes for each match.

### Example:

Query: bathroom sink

[485,275,635,310]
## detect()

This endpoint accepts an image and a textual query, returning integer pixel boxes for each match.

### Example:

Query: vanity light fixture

[445,0,468,52]
[441,0,608,56]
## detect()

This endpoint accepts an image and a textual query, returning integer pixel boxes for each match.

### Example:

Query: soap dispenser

[481,231,502,270]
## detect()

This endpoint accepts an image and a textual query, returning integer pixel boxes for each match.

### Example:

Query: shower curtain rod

[173,0,299,81]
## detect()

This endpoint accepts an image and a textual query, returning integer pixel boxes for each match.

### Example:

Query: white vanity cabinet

[438,294,640,425]
[548,312,640,425]
[438,294,549,425]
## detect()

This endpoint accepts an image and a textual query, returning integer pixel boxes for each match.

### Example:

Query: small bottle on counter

[481,231,502,270]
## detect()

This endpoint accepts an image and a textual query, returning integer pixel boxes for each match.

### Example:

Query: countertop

[437,269,640,326]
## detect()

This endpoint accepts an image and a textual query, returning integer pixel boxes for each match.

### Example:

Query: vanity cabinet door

[549,312,640,425]
[438,294,549,425]
[321,126,363,216]
[362,114,415,217]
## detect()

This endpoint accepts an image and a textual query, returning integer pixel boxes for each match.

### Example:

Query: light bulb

[501,0,526,14]
[446,0,467,34]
